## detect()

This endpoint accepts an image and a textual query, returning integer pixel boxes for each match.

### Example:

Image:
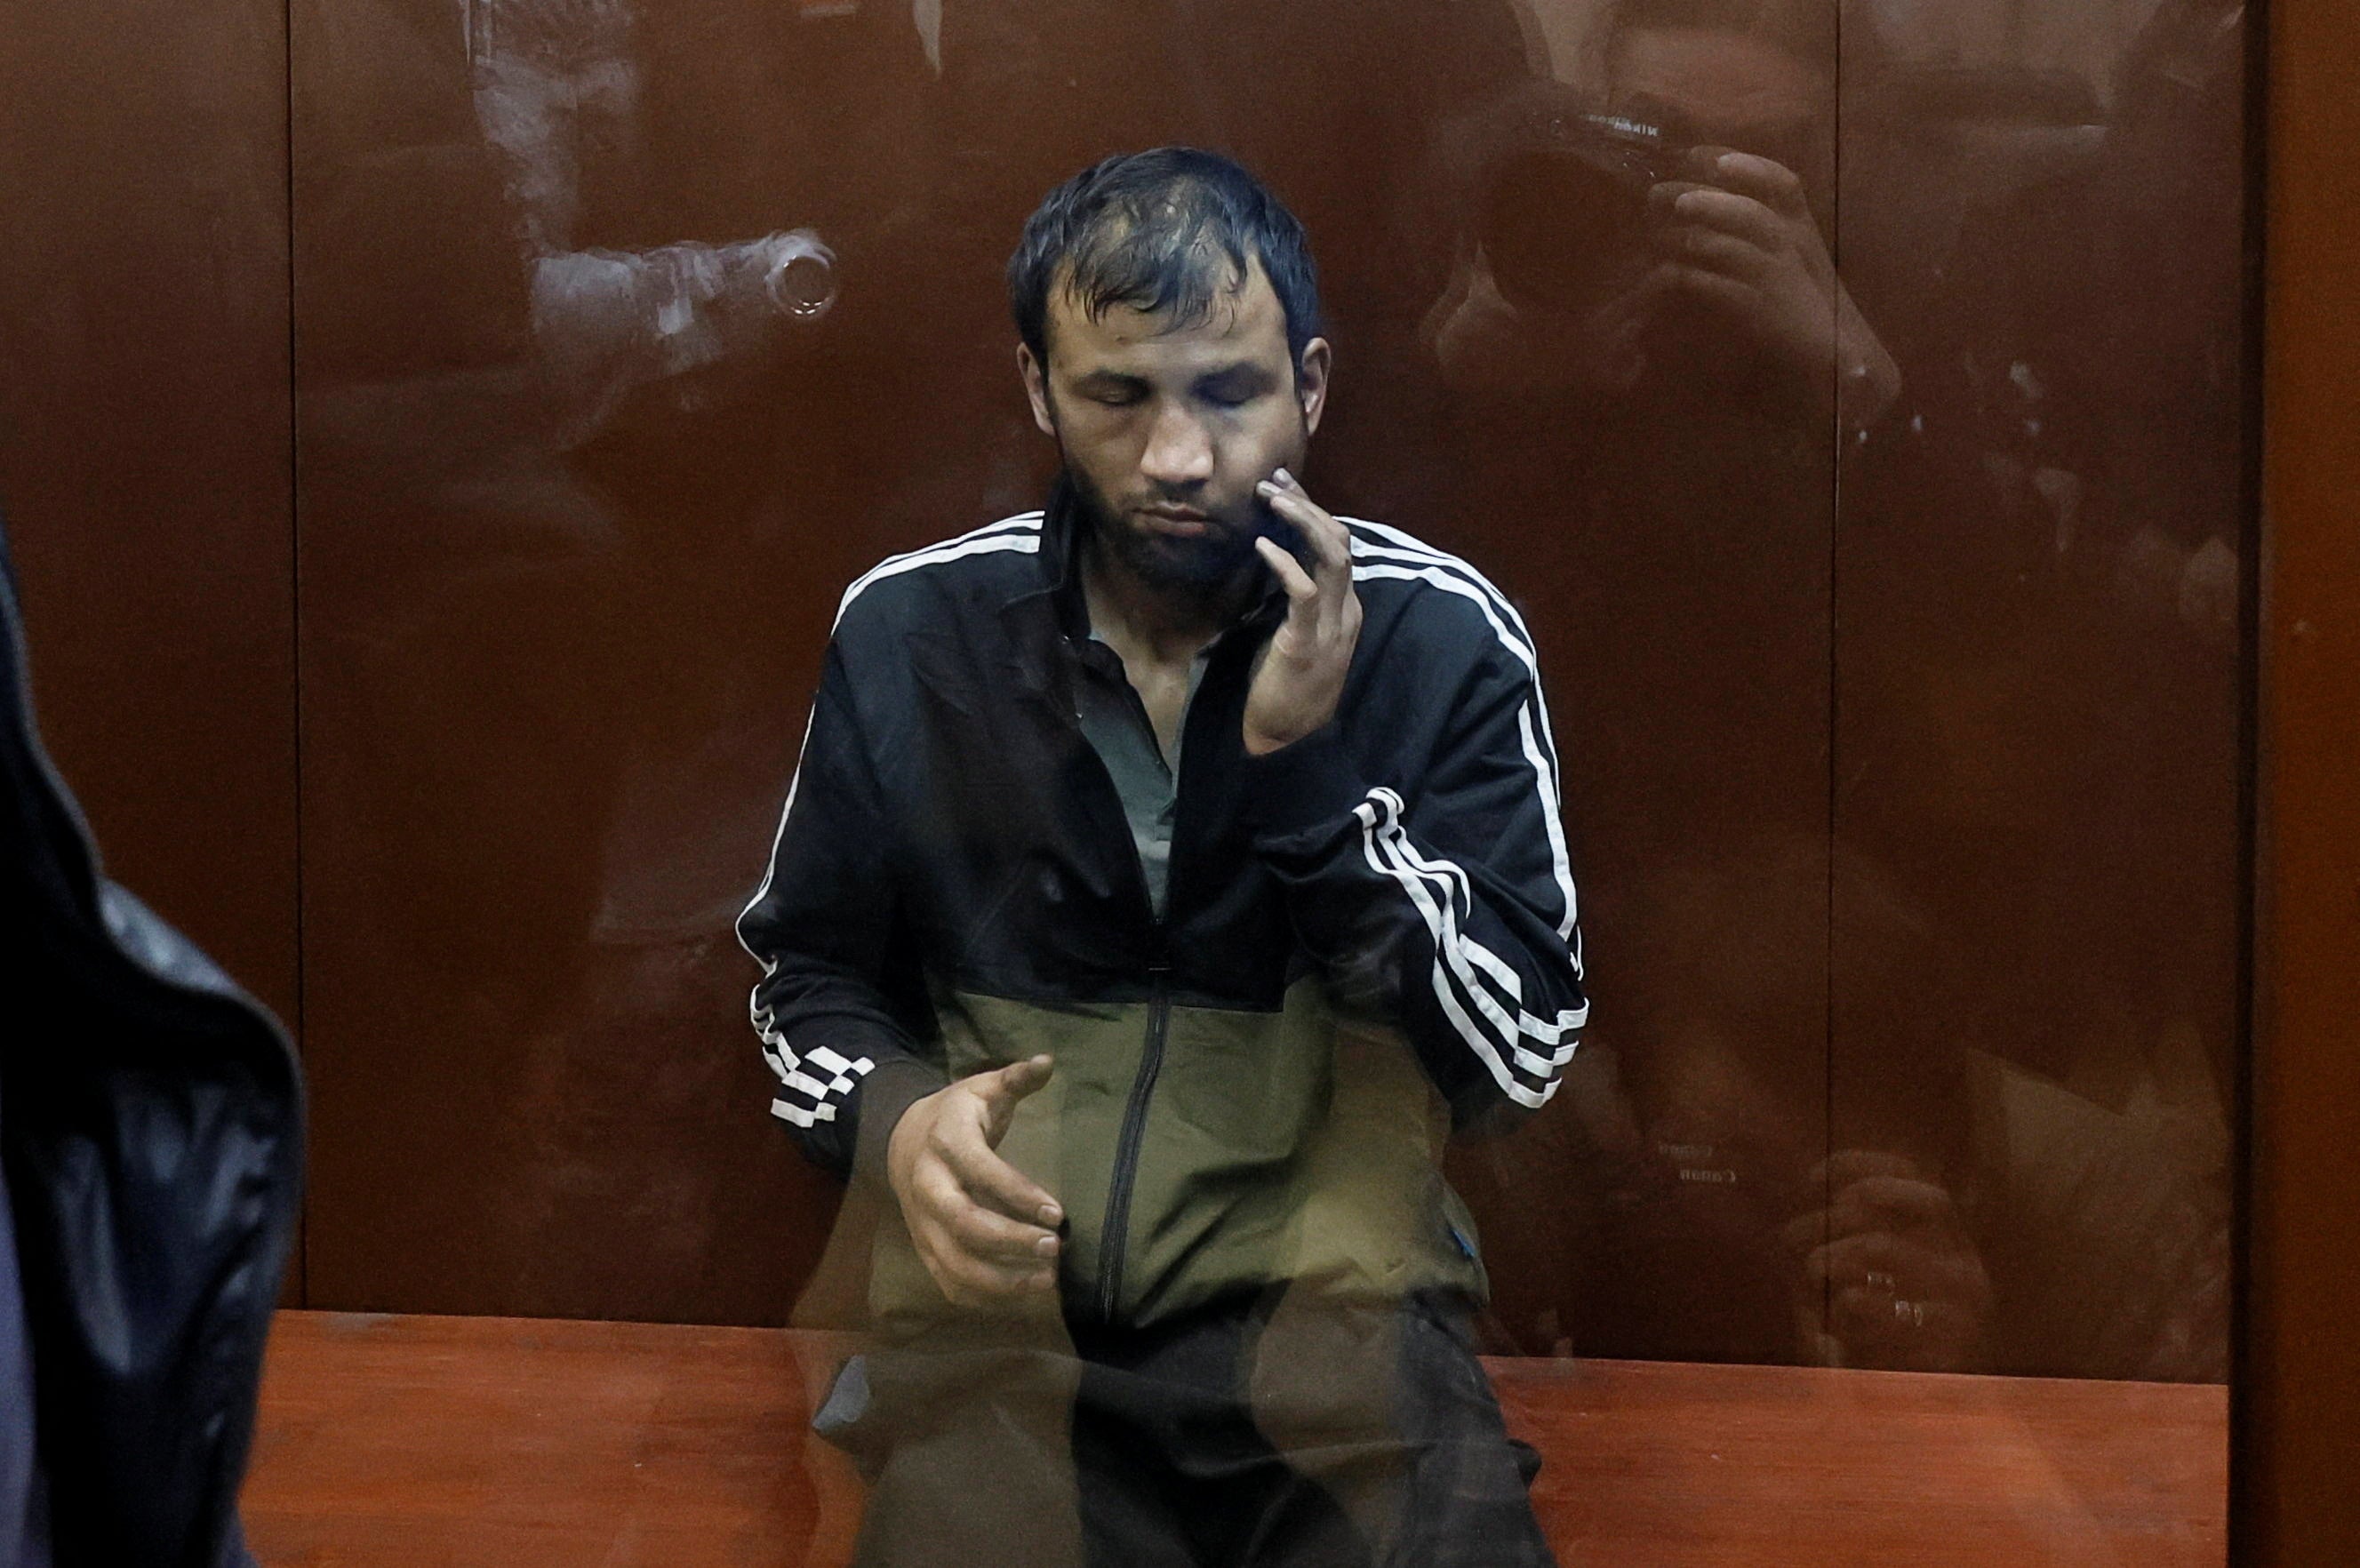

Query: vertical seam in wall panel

[1821,0,1844,1361]
[2230,0,2272,1557]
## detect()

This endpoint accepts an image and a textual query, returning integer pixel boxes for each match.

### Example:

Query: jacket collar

[1035,472,1097,644]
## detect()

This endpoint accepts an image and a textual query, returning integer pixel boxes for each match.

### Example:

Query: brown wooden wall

[0,0,301,1287]
[1,0,2255,1401]
[0,4,298,1020]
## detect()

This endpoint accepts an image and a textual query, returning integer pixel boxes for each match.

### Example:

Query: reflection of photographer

[1420,6,1897,429]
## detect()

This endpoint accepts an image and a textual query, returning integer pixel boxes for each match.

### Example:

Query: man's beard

[1061,460,1264,595]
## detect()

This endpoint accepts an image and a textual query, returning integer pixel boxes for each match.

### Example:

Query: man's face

[1020,259,1330,590]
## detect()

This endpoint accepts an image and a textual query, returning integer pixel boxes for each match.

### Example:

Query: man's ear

[1297,337,1333,436]
[1017,343,1058,437]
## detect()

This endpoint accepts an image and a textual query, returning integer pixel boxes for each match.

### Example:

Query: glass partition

[271,0,2254,1558]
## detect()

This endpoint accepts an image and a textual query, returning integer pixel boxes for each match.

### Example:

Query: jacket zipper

[1074,618,1231,1324]
[1095,952,1172,1322]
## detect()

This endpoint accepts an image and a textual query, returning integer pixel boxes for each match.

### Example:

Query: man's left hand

[1244,469,1363,756]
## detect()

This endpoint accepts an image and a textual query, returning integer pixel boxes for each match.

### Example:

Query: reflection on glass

[1828,0,2244,1383]
[277,0,2246,1558]
[1422,0,1896,431]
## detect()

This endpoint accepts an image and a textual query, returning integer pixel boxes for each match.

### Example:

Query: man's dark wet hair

[1008,147,1324,370]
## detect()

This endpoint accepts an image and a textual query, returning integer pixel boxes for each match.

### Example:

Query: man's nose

[1140,403,1215,486]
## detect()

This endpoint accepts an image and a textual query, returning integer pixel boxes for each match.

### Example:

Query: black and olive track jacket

[737,478,1587,1331]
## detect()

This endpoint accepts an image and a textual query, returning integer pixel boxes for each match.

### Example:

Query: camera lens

[1481,148,1651,316]
[1472,114,1680,318]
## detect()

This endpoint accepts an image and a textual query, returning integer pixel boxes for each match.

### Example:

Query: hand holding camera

[1459,105,1894,417]
[1647,147,1900,425]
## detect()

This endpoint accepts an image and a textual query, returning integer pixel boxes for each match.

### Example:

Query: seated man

[738,148,1586,1568]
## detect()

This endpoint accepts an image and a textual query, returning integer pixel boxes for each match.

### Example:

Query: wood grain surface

[241,1311,2226,1566]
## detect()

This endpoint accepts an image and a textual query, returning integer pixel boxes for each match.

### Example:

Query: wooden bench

[242,1310,2227,1565]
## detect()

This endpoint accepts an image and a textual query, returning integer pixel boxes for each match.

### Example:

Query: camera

[1477,113,1685,316]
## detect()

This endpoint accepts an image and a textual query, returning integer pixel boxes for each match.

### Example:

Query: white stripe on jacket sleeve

[1346,534,1580,956]
[1352,788,1585,1108]
[735,512,1044,1130]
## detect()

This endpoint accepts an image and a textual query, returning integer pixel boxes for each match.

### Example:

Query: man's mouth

[1136,506,1216,538]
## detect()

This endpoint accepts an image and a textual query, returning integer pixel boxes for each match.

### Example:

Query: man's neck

[1078,533,1257,668]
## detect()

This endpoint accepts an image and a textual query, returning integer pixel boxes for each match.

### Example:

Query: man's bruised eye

[1199,372,1275,409]
[1071,375,1148,408]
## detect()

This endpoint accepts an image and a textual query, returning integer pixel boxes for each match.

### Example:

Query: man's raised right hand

[884,1053,1064,1307]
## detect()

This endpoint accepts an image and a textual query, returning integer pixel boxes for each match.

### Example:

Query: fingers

[923,1063,1062,1225]
[1827,1174,1957,1235]
[1789,1174,1959,1253]
[1651,153,1831,295]
[1241,468,1362,755]
[972,1052,1055,1143]
[1656,186,1796,258]
[938,1108,1063,1229]
[884,1074,1065,1309]
[1778,1206,1830,1260]
[1805,1228,1921,1292]
[908,1098,1062,1306]
[1664,226,1779,281]
[909,1156,1055,1259]
[1258,469,1349,566]
[911,1201,1059,1305]
[1605,261,1684,327]
[1256,469,1356,637]
[1255,536,1317,603]
[993,1052,1056,1100]
[1681,146,1812,218]
[931,1171,1061,1265]
[1651,188,1826,300]
[1806,1229,1990,1308]
[1654,263,1756,317]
